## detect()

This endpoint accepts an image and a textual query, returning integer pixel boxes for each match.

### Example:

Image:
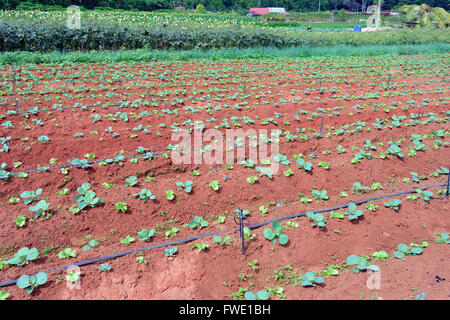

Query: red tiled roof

[249,8,271,15]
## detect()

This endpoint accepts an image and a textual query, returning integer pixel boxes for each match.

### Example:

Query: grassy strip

[1,43,449,65]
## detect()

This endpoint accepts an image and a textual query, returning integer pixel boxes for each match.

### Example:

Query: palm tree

[397,4,450,28]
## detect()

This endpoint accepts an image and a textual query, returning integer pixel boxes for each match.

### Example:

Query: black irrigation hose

[0,181,447,288]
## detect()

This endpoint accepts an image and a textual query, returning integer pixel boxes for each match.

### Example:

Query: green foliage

[29,199,50,218]
[120,235,135,245]
[344,203,363,221]
[176,181,193,193]
[263,221,288,246]
[209,180,221,191]
[213,236,232,246]
[306,212,326,228]
[435,233,449,244]
[20,188,42,205]
[115,202,128,213]
[346,255,379,273]
[296,158,312,171]
[58,248,77,259]
[188,216,209,230]
[300,272,324,287]
[384,199,402,211]
[166,189,175,201]
[312,189,329,200]
[137,228,155,242]
[75,183,103,210]
[165,247,178,257]
[17,272,47,294]
[6,247,39,266]
[192,242,209,252]
[0,290,10,300]
[245,290,269,300]
[133,189,156,202]
[394,243,423,258]
[99,263,112,272]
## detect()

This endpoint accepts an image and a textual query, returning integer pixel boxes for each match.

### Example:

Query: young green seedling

[306,212,327,229]
[384,199,402,211]
[29,200,50,218]
[263,221,288,246]
[213,236,232,246]
[344,203,363,221]
[346,255,379,273]
[176,181,193,193]
[137,228,155,242]
[300,272,324,287]
[188,216,209,230]
[6,247,39,266]
[165,247,178,257]
[244,290,269,300]
[209,180,221,191]
[58,248,77,259]
[394,244,423,258]
[17,272,47,294]
[133,189,156,202]
[20,188,42,205]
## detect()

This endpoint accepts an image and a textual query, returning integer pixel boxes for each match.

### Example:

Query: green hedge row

[0,19,448,52]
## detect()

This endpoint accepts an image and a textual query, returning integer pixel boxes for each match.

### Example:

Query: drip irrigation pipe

[0,181,447,288]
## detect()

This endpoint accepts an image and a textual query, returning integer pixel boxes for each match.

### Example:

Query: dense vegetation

[0,10,448,52]
[2,0,449,12]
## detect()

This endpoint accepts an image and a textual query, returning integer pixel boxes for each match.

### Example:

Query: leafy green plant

[165,227,179,238]
[346,255,379,273]
[344,203,363,221]
[75,183,103,210]
[243,227,256,242]
[29,200,50,219]
[352,182,370,194]
[120,235,135,245]
[306,212,326,228]
[213,236,232,246]
[115,202,128,213]
[0,290,10,300]
[435,233,449,244]
[209,180,221,191]
[17,272,47,294]
[6,247,39,266]
[296,158,312,171]
[15,215,26,228]
[83,239,99,251]
[188,216,209,230]
[394,244,422,258]
[384,199,402,211]
[415,189,433,202]
[245,290,269,300]
[300,272,324,287]
[192,242,209,252]
[165,247,178,257]
[20,188,42,205]
[124,176,138,187]
[166,189,175,201]
[133,189,156,202]
[312,189,329,200]
[318,162,330,170]
[99,263,112,272]
[66,270,81,283]
[176,180,193,193]
[263,221,288,245]
[246,176,258,184]
[372,251,389,261]
[247,259,259,271]
[137,228,155,242]
[58,248,77,259]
